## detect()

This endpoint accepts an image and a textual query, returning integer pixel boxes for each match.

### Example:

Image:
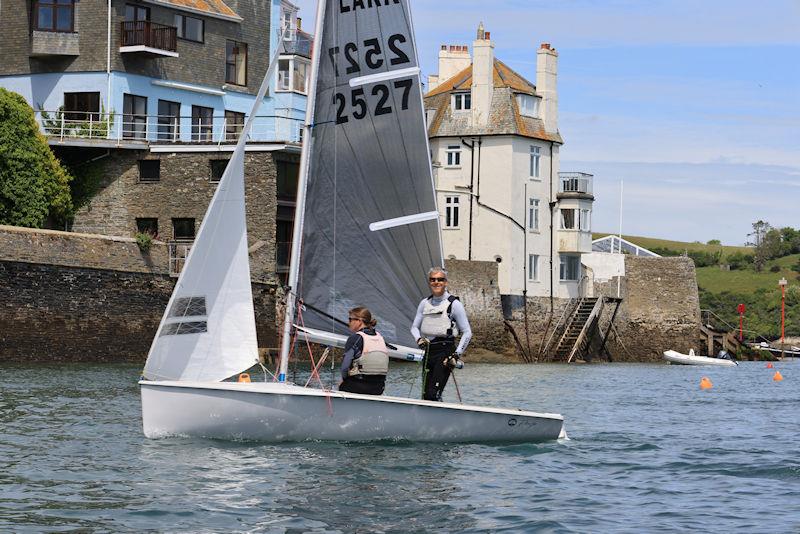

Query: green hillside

[696,254,799,293]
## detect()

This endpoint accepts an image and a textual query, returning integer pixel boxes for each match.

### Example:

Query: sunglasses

[348,317,361,322]
[429,277,447,282]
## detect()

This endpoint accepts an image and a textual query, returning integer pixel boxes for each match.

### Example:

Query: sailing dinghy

[140,0,565,443]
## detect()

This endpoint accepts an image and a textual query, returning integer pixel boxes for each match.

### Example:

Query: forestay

[295,0,442,349]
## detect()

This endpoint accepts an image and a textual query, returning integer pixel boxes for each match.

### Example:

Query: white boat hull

[140,381,564,443]
[662,350,737,367]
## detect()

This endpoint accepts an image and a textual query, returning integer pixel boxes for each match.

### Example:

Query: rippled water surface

[1,361,798,533]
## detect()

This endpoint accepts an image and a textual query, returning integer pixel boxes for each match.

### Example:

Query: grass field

[696,254,800,293]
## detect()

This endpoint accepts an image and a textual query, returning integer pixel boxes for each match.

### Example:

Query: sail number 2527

[328,34,410,76]
[334,79,413,124]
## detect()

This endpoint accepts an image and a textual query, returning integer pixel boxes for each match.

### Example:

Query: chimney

[471,22,494,126]
[536,42,558,133]
[429,44,470,92]
[297,17,301,31]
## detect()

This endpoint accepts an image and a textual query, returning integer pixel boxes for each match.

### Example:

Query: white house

[424,25,594,298]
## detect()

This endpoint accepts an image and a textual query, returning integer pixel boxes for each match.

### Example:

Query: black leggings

[423,340,455,401]
[340,376,386,395]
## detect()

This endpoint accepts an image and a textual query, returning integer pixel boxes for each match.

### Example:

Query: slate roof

[143,0,241,21]
[424,59,563,143]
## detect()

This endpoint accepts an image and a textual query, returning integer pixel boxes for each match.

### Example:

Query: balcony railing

[35,109,303,145]
[281,30,313,57]
[121,20,177,52]
[558,172,593,195]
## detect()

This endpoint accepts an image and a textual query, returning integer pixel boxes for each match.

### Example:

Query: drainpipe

[461,137,475,260]
[549,140,555,313]
[107,0,112,118]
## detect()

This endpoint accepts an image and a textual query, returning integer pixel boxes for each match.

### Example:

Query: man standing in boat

[411,267,473,401]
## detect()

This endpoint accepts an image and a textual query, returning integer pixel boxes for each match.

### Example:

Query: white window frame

[276,55,309,94]
[559,255,580,281]
[452,92,471,111]
[528,198,539,231]
[528,254,539,282]
[444,195,460,229]
[530,145,541,178]
[516,94,540,118]
[445,145,461,167]
[580,209,591,231]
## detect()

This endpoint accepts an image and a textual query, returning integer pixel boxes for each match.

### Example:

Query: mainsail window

[169,296,207,318]
[160,321,208,336]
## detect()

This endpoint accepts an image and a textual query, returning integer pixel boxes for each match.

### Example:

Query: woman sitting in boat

[339,306,389,395]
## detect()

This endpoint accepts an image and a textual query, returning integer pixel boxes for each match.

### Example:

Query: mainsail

[291,0,443,351]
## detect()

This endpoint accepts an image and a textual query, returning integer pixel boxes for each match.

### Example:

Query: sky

[290,0,800,245]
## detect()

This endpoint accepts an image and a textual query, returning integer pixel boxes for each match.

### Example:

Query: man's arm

[340,335,364,380]
[410,299,426,341]
[451,300,472,356]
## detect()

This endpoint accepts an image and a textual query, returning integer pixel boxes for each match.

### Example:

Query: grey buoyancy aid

[419,295,459,339]
[349,331,389,377]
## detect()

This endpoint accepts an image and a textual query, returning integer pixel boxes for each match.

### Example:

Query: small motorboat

[663,349,738,367]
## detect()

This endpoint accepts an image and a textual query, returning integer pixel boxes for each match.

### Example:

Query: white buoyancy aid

[419,295,459,339]
[349,331,389,376]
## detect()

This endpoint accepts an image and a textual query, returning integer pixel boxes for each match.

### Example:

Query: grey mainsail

[292,0,442,350]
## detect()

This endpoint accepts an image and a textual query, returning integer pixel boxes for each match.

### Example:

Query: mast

[277,0,327,382]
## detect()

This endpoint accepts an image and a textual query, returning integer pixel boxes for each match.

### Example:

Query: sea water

[1,361,798,533]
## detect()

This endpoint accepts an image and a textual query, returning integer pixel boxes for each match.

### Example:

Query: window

[560,208,576,230]
[63,92,100,122]
[560,255,580,281]
[125,4,149,21]
[191,105,213,142]
[157,99,180,141]
[516,94,540,117]
[452,92,471,111]
[444,196,460,228]
[123,93,147,140]
[293,60,308,93]
[446,145,461,167]
[34,0,75,32]
[136,218,158,236]
[530,146,541,178]
[280,10,294,40]
[580,209,591,231]
[174,14,203,42]
[138,160,160,182]
[277,159,299,200]
[209,160,228,183]
[528,254,539,281]
[277,57,309,94]
[224,110,244,141]
[226,40,247,86]
[528,198,539,231]
[172,218,196,241]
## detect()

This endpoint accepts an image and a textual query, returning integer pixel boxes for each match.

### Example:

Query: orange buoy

[700,376,713,390]
[238,373,251,383]
[773,371,783,382]
[766,362,774,369]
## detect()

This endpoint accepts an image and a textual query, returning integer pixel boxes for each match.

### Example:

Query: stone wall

[444,259,507,352]
[594,256,701,362]
[0,226,279,362]
[69,149,280,282]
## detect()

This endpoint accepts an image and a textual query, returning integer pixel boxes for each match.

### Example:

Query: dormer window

[516,94,540,118]
[452,92,471,111]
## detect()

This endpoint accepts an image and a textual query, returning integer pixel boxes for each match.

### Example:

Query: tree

[747,220,771,248]
[707,239,721,245]
[0,88,72,227]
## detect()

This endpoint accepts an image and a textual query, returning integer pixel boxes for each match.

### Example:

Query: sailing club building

[0,0,311,282]
[424,25,595,300]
